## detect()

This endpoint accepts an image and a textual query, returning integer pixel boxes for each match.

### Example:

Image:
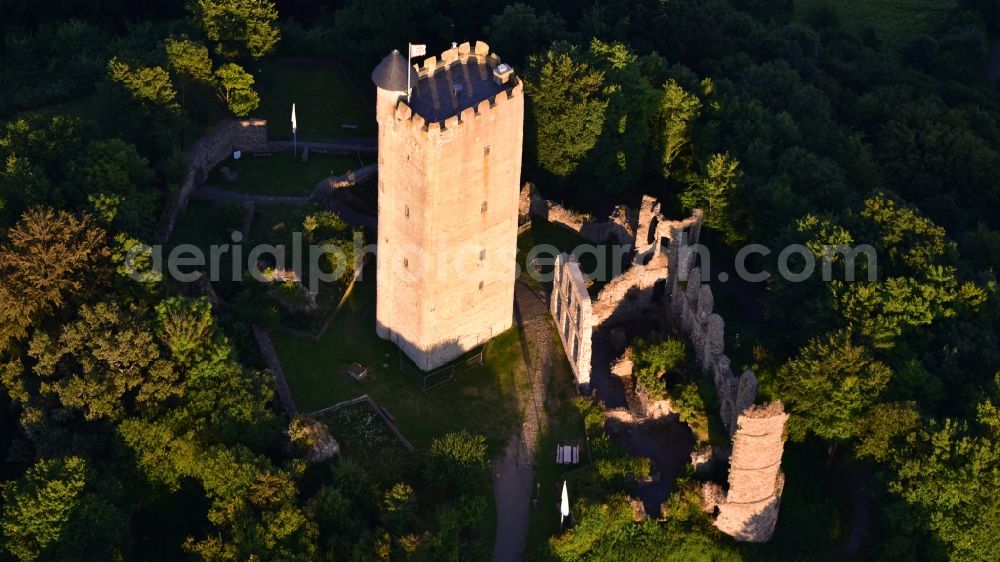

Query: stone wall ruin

[540,187,701,391]
[158,118,268,241]
[551,254,594,390]
[534,184,789,543]
[660,218,789,543]
[702,403,789,542]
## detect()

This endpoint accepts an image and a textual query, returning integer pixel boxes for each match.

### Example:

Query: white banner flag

[291,103,297,133]
[409,43,427,58]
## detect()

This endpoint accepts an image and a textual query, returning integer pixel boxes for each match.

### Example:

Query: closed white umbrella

[291,103,298,156]
[560,481,570,529]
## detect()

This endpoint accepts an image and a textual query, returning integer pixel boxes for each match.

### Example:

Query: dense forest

[2,0,1000,560]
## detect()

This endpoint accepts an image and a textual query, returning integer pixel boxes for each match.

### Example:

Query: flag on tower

[291,103,297,134]
[408,43,427,58]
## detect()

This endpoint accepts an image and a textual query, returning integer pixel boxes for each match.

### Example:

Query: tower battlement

[391,41,521,129]
[391,80,523,137]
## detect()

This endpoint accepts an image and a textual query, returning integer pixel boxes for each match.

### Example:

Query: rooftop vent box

[493,63,513,85]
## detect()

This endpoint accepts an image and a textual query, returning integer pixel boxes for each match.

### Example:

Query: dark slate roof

[408,59,514,122]
[372,50,418,92]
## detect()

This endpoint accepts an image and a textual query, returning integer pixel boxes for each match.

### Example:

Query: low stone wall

[158,119,268,241]
[704,403,788,542]
[521,183,633,246]
[551,253,594,391]
[312,163,377,196]
[252,324,300,418]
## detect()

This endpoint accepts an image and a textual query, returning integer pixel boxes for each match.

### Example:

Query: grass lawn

[207,151,366,196]
[794,0,956,52]
[254,58,375,141]
[525,323,589,554]
[247,203,306,246]
[271,266,525,451]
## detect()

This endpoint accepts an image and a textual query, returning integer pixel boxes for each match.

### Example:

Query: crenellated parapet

[390,80,523,136]
[382,41,522,139]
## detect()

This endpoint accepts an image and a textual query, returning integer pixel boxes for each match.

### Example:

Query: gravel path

[491,283,552,562]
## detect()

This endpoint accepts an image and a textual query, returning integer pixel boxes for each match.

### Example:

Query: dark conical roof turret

[372,49,418,92]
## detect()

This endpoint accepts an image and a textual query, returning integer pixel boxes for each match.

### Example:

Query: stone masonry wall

[375,41,523,371]
[551,253,594,391]
[158,119,268,241]
[710,403,789,542]
[540,187,701,391]
[521,183,633,246]
[658,218,789,543]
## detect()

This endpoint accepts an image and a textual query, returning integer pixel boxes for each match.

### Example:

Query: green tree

[485,3,567,66]
[214,63,260,117]
[654,79,703,179]
[547,494,739,561]
[68,138,157,235]
[832,196,987,349]
[182,446,318,561]
[576,39,658,195]
[103,58,181,153]
[0,116,83,224]
[188,0,280,60]
[331,0,453,68]
[631,336,688,400]
[680,152,741,241]
[107,58,179,113]
[382,482,416,534]
[775,329,892,442]
[879,382,1000,561]
[29,301,182,421]
[1,457,128,562]
[524,45,608,179]
[156,296,231,370]
[165,37,214,116]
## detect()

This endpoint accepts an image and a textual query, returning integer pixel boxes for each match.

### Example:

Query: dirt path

[190,185,377,228]
[491,283,552,562]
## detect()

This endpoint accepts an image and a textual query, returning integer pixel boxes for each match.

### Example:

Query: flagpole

[407,43,412,104]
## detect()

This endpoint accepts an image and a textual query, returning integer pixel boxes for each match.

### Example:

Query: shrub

[424,431,488,494]
[670,382,710,444]
[632,336,688,400]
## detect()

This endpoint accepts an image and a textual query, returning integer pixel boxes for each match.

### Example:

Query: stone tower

[372,41,524,371]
